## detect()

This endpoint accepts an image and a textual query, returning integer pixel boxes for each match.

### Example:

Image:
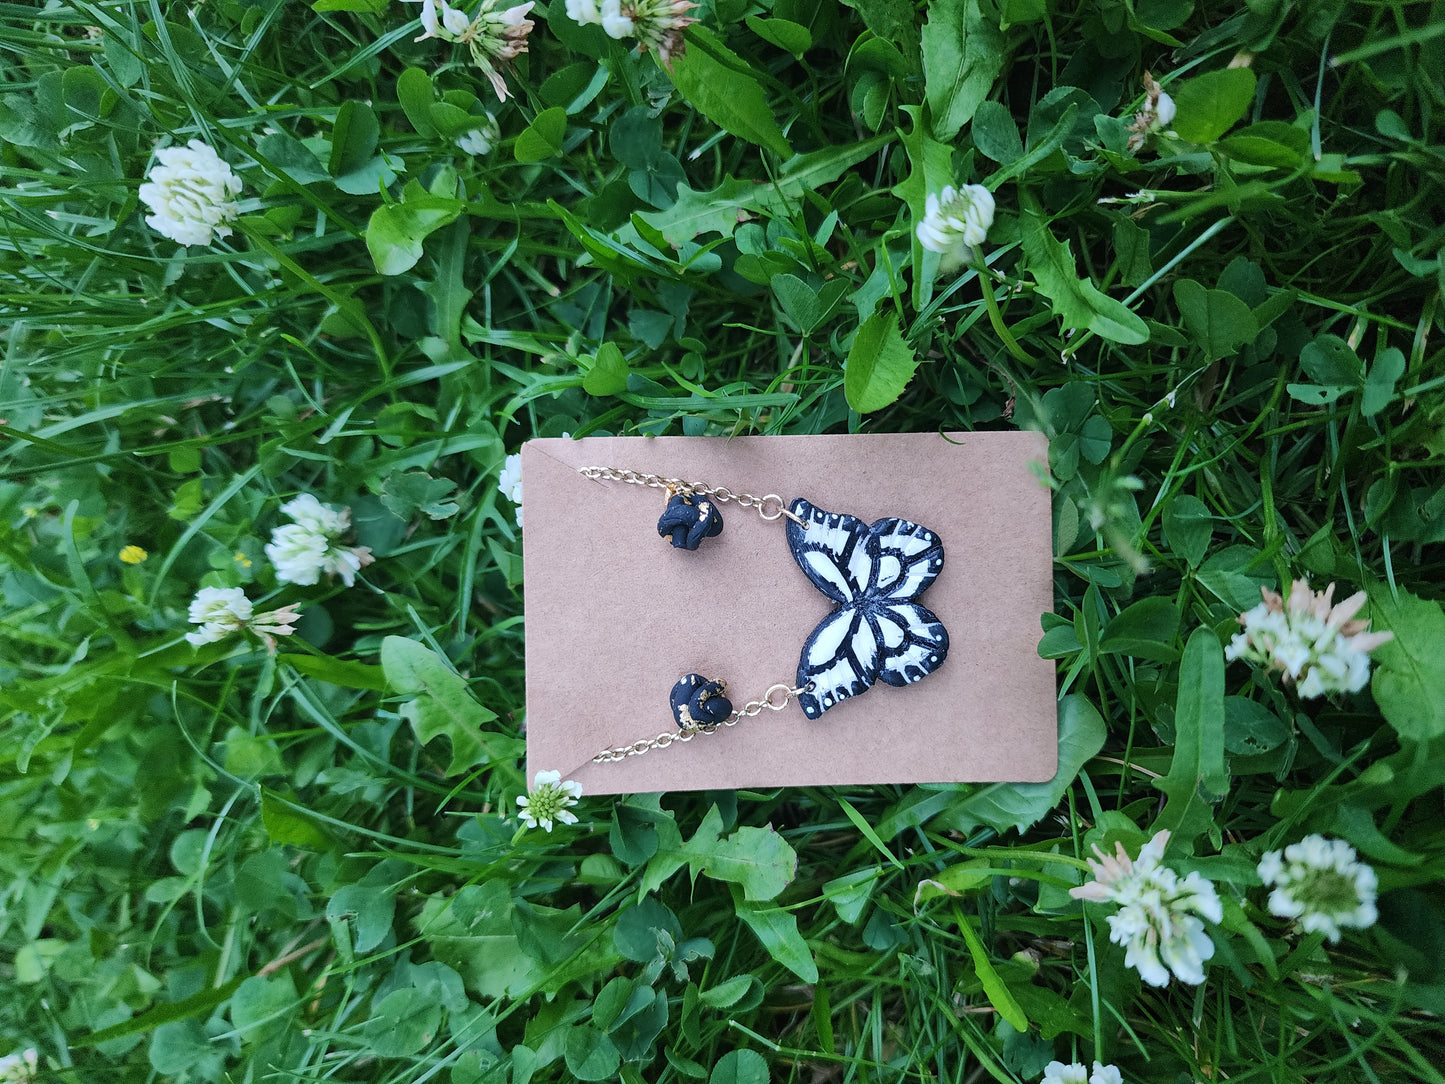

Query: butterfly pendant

[786,498,949,719]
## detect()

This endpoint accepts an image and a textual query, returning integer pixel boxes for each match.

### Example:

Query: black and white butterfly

[786,498,949,719]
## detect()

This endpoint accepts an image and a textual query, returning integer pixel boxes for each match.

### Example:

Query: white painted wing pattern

[786,498,949,719]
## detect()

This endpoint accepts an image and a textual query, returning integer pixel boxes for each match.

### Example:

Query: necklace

[577,467,950,763]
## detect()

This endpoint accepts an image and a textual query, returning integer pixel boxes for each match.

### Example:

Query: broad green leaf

[644,806,797,901]
[366,196,464,276]
[922,0,1006,141]
[415,883,551,998]
[844,313,919,412]
[668,26,792,158]
[684,807,798,901]
[1363,347,1406,417]
[230,974,297,1042]
[329,99,379,177]
[149,1020,226,1077]
[515,106,567,162]
[257,131,329,184]
[745,15,812,55]
[1170,68,1257,143]
[1288,332,1363,405]
[1172,279,1258,360]
[260,789,333,850]
[972,99,1024,163]
[582,342,630,397]
[710,1049,769,1084]
[1020,211,1149,344]
[772,273,821,333]
[1100,597,1180,661]
[363,989,441,1057]
[1367,583,1445,742]
[699,975,756,1009]
[636,178,770,244]
[564,1026,620,1081]
[1223,697,1290,755]
[1152,628,1229,845]
[1162,493,1213,568]
[839,0,920,68]
[776,132,895,196]
[934,696,1106,835]
[734,899,818,982]
[1197,546,1273,611]
[1300,333,1364,385]
[327,883,397,953]
[380,470,460,521]
[397,67,437,137]
[822,868,880,923]
[380,636,509,776]
[278,653,387,690]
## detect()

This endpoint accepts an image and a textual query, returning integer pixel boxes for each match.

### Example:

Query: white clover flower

[0,1048,38,1082]
[498,452,523,528]
[280,493,349,536]
[265,494,374,587]
[1070,829,1223,987]
[516,770,583,831]
[186,586,254,646]
[563,0,696,64]
[1225,579,1393,698]
[599,0,636,37]
[405,0,534,100]
[138,139,242,247]
[1257,835,1378,943]
[565,0,603,23]
[185,587,301,653]
[456,116,501,156]
[1041,1062,1122,1084]
[915,184,995,273]
[1155,91,1176,127]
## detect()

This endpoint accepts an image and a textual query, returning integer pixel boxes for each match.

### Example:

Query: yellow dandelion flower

[119,545,148,565]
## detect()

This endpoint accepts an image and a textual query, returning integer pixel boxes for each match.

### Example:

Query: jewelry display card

[521,432,1056,796]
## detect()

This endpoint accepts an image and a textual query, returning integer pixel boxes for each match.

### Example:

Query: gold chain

[576,466,807,527]
[592,682,810,763]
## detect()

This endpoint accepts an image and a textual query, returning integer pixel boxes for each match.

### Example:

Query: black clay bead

[669,674,732,730]
[657,493,724,550]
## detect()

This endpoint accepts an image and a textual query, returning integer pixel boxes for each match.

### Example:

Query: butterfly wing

[794,605,880,719]
[788,500,950,719]
[785,499,873,603]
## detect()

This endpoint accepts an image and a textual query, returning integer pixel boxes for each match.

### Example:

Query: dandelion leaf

[381,636,517,776]
[1151,628,1229,846]
[1367,583,1445,742]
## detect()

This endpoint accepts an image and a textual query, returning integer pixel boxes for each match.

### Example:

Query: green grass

[2,0,1444,1081]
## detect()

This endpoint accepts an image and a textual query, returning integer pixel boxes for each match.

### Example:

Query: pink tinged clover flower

[1257,835,1378,943]
[1224,579,1393,698]
[1070,829,1223,988]
[405,0,534,101]
[138,139,242,247]
[516,770,583,831]
[265,494,374,587]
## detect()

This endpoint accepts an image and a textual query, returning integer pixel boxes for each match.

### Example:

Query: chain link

[577,466,806,527]
[592,682,811,763]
